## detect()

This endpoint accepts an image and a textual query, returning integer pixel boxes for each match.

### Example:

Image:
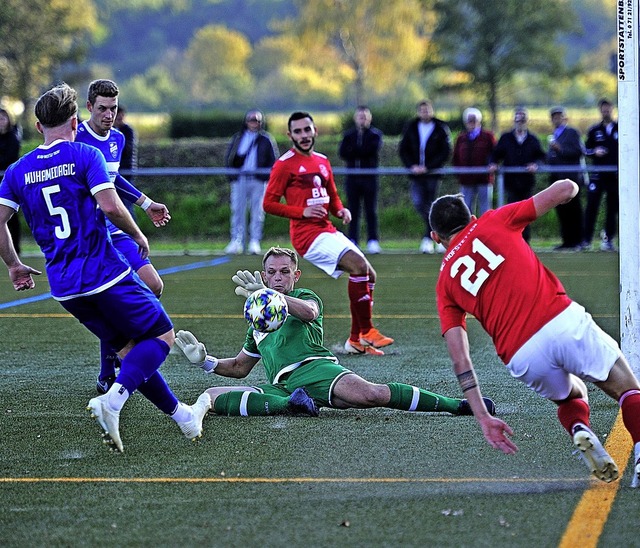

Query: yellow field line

[0,476,587,484]
[558,411,633,548]
[0,313,617,319]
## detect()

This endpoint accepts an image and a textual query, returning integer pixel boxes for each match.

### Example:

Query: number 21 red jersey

[436,198,572,363]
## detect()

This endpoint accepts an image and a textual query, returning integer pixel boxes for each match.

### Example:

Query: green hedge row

[170,106,467,140]
[169,111,248,139]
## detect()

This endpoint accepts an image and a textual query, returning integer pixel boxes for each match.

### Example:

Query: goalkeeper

[175,246,496,418]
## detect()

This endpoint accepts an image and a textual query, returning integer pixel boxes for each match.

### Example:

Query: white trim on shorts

[506,302,622,400]
[303,231,364,279]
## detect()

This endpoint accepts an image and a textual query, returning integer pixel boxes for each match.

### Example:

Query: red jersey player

[263,111,393,356]
[429,179,640,486]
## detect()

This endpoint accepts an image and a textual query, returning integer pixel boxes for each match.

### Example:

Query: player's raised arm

[532,178,579,219]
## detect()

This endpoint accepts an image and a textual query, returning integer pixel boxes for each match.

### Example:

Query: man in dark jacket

[399,100,451,253]
[583,98,619,251]
[225,109,279,255]
[489,107,546,242]
[339,106,383,254]
[546,106,585,250]
[0,108,21,254]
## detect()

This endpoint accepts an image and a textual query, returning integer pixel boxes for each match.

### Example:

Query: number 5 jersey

[0,140,130,300]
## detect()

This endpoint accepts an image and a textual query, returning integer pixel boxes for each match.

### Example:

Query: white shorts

[506,302,622,400]
[303,231,364,279]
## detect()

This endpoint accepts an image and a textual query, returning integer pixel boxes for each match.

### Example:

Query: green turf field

[0,251,637,547]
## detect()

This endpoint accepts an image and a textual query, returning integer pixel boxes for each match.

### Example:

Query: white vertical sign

[617,0,640,374]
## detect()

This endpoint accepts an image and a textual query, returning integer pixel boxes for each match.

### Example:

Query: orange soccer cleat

[344,338,385,356]
[359,328,394,349]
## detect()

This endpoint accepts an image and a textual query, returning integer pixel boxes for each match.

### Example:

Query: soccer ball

[244,288,288,333]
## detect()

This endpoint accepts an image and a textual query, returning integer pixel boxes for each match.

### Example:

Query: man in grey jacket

[225,109,279,255]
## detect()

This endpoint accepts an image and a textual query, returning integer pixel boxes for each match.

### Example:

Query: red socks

[348,275,373,340]
[557,391,640,445]
[620,390,640,444]
[557,398,591,435]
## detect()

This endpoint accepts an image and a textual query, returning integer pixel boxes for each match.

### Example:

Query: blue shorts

[111,231,151,272]
[60,273,173,352]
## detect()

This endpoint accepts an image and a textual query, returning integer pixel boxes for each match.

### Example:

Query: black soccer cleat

[456,397,496,416]
[287,387,320,417]
[96,374,116,395]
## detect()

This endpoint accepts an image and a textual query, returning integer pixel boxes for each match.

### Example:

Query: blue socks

[115,338,178,414]
[99,340,120,380]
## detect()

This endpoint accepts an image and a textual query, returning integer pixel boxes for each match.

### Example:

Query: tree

[183,24,253,106]
[283,0,433,106]
[251,33,353,109]
[0,0,100,132]
[426,0,578,131]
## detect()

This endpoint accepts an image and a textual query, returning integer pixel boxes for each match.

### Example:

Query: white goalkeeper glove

[175,330,218,373]
[232,269,265,298]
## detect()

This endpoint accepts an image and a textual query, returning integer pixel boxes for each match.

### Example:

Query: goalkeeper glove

[232,269,265,298]
[175,330,218,373]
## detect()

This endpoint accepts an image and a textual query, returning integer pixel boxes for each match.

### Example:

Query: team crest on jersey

[319,164,329,179]
[109,142,118,159]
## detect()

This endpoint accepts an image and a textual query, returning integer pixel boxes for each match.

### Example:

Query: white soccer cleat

[177,392,212,441]
[572,425,618,483]
[87,395,124,453]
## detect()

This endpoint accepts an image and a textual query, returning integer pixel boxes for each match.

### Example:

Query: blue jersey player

[0,83,210,453]
[75,79,170,394]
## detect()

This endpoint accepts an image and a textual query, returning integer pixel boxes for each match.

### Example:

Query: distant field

[0,251,636,547]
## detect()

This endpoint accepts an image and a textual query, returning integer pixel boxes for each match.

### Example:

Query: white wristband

[202,355,218,373]
[140,197,152,211]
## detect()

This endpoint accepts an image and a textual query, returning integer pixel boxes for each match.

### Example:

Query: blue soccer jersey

[75,121,141,235]
[0,139,131,300]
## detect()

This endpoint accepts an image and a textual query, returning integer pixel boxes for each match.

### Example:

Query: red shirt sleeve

[324,164,344,217]
[263,157,305,219]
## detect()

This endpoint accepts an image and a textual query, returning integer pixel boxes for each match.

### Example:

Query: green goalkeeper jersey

[242,288,338,384]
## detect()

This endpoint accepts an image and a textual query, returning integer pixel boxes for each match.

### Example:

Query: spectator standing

[399,100,451,254]
[452,107,496,217]
[225,109,279,255]
[546,106,585,250]
[583,99,619,252]
[339,106,383,254]
[489,107,546,242]
[0,108,21,254]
